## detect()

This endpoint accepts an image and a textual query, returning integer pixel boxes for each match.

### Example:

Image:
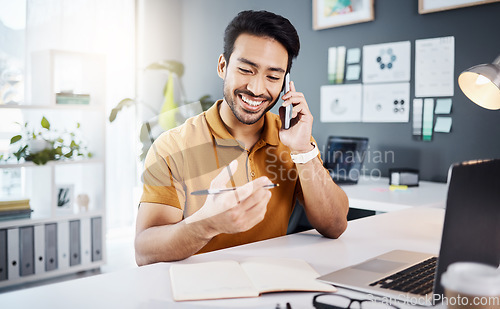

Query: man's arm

[295,156,348,238]
[135,203,211,265]
[279,81,349,239]
[135,161,273,265]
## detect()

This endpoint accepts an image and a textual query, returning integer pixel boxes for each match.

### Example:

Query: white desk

[340,177,448,213]
[0,207,446,309]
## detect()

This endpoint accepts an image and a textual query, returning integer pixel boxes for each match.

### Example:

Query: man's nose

[246,75,265,96]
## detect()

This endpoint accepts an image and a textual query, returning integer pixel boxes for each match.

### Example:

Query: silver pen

[191,183,278,196]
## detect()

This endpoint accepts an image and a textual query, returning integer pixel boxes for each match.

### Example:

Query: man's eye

[239,68,252,74]
[268,76,280,81]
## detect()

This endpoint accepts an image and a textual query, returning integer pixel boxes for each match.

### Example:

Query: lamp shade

[458,56,500,110]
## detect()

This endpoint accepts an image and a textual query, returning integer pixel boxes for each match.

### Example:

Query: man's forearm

[135,219,215,265]
[296,157,349,238]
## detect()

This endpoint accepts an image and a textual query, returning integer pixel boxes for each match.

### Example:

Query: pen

[191,183,278,196]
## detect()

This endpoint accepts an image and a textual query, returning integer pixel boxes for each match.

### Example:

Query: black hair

[223,10,300,73]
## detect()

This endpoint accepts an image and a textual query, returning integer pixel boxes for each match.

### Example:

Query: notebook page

[240,257,337,294]
[170,260,259,301]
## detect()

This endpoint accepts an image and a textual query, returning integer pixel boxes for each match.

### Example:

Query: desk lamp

[458,55,500,110]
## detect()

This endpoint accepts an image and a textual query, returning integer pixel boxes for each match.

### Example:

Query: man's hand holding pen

[184,160,274,236]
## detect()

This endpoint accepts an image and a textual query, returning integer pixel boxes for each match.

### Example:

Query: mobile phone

[284,73,292,130]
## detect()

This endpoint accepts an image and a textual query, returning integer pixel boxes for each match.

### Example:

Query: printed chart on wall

[363,41,411,84]
[321,84,362,122]
[362,83,410,122]
[415,36,455,97]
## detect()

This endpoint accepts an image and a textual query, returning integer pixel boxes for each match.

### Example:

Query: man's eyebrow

[237,57,286,73]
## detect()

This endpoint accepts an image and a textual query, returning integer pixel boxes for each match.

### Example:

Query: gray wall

[176,0,500,182]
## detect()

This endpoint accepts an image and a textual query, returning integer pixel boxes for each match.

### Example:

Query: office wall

[178,0,500,182]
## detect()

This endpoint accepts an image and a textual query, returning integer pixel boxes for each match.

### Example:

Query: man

[135,10,348,265]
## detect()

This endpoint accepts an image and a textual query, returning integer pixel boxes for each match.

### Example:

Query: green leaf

[109,98,136,122]
[145,60,184,77]
[41,116,50,129]
[87,152,93,158]
[76,122,81,128]
[10,135,22,144]
[70,140,77,148]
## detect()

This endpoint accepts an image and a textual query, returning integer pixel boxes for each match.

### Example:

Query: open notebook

[170,257,336,301]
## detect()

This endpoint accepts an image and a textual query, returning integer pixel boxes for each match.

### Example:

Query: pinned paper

[321,84,362,122]
[435,98,452,114]
[415,36,455,97]
[328,47,337,84]
[434,117,452,133]
[346,48,361,64]
[336,46,346,84]
[362,83,410,123]
[363,41,411,84]
[422,98,434,141]
[346,65,361,81]
[413,99,423,136]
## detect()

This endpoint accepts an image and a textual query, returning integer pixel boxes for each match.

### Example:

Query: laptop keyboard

[369,257,437,295]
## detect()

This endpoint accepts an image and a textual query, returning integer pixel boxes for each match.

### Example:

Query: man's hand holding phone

[279,75,315,154]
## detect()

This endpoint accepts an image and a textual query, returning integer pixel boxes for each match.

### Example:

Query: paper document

[435,98,452,114]
[434,117,452,133]
[346,48,361,64]
[363,41,411,83]
[170,257,336,301]
[362,83,410,123]
[346,64,361,81]
[321,84,362,122]
[415,36,455,97]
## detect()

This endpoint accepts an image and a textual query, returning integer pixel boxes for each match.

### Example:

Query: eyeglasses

[313,293,400,309]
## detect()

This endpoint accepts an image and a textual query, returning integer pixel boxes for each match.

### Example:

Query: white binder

[34,225,46,275]
[7,228,20,280]
[81,218,91,266]
[57,221,70,270]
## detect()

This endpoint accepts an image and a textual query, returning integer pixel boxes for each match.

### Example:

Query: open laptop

[317,159,500,306]
[323,136,369,184]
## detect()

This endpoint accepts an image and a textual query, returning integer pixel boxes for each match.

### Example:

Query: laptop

[323,136,369,184]
[317,159,500,306]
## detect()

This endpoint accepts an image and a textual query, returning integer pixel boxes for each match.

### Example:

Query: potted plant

[1,116,92,165]
[108,60,214,160]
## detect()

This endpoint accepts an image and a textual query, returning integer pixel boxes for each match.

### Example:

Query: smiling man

[135,10,349,265]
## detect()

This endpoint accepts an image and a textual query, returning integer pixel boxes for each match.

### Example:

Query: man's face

[218,33,288,125]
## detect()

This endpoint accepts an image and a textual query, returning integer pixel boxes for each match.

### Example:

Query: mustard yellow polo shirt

[141,100,316,253]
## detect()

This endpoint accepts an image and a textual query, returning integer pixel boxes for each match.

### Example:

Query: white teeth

[241,95,264,106]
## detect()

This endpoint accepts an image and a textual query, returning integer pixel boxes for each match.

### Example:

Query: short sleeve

[140,133,185,210]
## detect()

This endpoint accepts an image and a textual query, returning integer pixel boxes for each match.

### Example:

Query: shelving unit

[0,50,107,289]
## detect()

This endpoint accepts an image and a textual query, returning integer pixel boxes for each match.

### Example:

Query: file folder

[45,223,57,271]
[91,217,103,262]
[0,229,7,281]
[57,221,70,270]
[34,224,46,275]
[81,218,91,265]
[19,226,35,276]
[69,220,81,266]
[7,228,20,280]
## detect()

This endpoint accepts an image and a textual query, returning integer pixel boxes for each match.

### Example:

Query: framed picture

[418,0,500,14]
[56,184,74,214]
[313,0,374,30]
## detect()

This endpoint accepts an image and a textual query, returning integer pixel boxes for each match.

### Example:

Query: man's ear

[217,54,226,79]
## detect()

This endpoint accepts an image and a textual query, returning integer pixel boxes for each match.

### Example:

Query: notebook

[170,257,336,301]
[317,159,500,306]
[323,136,369,184]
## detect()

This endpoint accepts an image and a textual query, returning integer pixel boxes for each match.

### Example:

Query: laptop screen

[433,159,500,297]
[323,136,368,184]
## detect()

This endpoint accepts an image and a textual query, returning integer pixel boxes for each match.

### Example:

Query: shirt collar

[205,100,279,148]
